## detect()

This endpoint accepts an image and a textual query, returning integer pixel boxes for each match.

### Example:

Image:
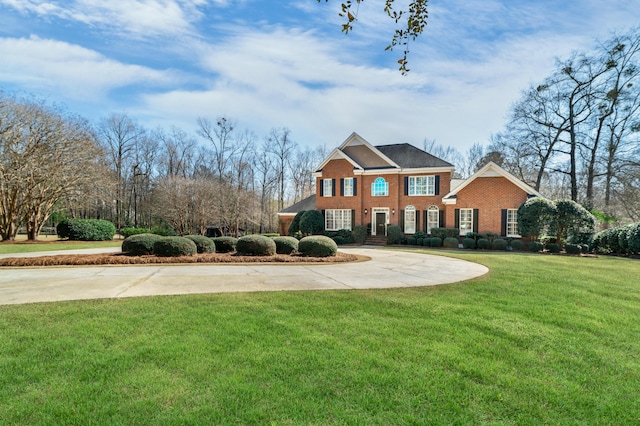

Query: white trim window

[507,209,519,237]
[344,177,354,197]
[409,176,435,196]
[404,205,416,234]
[371,177,389,196]
[427,205,439,234]
[323,179,333,197]
[325,209,352,231]
[459,208,473,235]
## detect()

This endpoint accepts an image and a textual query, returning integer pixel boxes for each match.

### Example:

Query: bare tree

[267,128,297,211]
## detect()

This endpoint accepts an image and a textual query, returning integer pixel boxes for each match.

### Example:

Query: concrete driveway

[0,247,488,305]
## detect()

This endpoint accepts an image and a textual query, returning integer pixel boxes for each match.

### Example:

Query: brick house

[278,132,541,238]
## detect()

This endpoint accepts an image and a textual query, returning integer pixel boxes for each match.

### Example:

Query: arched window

[371,177,388,196]
[404,205,416,234]
[427,205,439,234]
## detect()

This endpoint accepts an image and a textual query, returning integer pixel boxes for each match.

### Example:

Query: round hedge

[122,233,163,255]
[153,236,197,257]
[462,238,476,249]
[272,236,299,254]
[528,241,544,253]
[443,237,459,248]
[565,243,581,254]
[212,236,238,253]
[510,240,524,251]
[298,235,338,257]
[185,235,215,253]
[492,239,508,250]
[477,238,490,249]
[430,237,442,247]
[236,235,276,256]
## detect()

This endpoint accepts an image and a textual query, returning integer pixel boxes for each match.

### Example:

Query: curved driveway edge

[0,248,488,306]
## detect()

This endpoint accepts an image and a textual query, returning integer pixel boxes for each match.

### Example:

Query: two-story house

[278,132,542,238]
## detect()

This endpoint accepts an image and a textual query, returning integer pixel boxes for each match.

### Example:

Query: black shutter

[439,210,445,228]
[435,175,440,195]
[423,210,428,232]
[332,179,336,196]
[501,209,508,236]
[454,209,460,230]
[340,178,344,196]
[353,178,357,196]
[404,176,409,196]
[400,210,405,231]
[351,209,355,230]
[416,211,421,232]
[319,179,324,197]
[473,209,479,233]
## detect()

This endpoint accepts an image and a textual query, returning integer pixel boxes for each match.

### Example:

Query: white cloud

[0,35,176,99]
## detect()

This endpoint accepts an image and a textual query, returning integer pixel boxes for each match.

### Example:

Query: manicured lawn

[0,240,122,254]
[0,250,638,424]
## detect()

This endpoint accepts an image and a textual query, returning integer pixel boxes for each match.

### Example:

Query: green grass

[1,249,639,424]
[0,240,122,254]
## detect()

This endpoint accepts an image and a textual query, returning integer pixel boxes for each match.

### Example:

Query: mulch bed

[0,252,362,267]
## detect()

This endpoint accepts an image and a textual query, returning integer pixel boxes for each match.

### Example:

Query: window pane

[460,208,473,235]
[372,177,388,196]
[323,179,332,197]
[409,176,434,196]
[405,206,416,234]
[344,178,353,196]
[427,206,439,234]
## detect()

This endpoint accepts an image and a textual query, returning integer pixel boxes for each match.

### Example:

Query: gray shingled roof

[375,143,454,168]
[278,194,316,214]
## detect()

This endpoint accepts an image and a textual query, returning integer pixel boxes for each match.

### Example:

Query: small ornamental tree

[517,197,556,241]
[299,210,325,235]
[288,211,306,236]
[548,199,595,246]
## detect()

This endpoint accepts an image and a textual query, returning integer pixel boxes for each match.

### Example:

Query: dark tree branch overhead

[318,0,429,74]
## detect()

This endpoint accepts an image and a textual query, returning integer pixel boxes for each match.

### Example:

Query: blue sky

[0,0,638,152]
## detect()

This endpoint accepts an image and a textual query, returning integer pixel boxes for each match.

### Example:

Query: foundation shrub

[627,223,640,254]
[288,211,306,236]
[407,237,418,245]
[462,238,476,249]
[492,239,508,250]
[528,241,544,253]
[353,225,367,245]
[185,235,215,253]
[443,237,459,248]
[510,240,524,251]
[414,231,427,239]
[431,228,460,239]
[546,243,561,253]
[387,225,402,245]
[477,238,490,249]
[416,238,425,246]
[153,236,197,257]
[324,229,354,245]
[298,235,338,257]
[299,210,325,235]
[422,237,431,247]
[272,236,299,254]
[212,236,238,253]
[430,237,442,247]
[236,235,276,256]
[122,233,163,255]
[565,243,581,254]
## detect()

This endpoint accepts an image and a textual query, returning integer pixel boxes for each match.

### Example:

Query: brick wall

[445,177,528,235]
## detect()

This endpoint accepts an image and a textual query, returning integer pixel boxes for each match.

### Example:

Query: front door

[375,212,386,236]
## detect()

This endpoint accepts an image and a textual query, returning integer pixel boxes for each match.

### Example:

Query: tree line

[0,95,325,241]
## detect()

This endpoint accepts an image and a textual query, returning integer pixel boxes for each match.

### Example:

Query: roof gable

[338,132,399,169]
[314,148,363,172]
[442,162,542,204]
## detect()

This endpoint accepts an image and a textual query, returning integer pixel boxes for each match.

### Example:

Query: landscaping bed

[0,251,360,267]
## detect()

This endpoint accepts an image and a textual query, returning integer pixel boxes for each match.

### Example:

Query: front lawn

[0,250,638,424]
[0,240,122,254]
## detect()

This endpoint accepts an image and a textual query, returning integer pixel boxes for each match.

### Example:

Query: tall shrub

[299,210,325,235]
[288,211,306,236]
[549,200,595,246]
[517,197,556,241]
[387,225,402,245]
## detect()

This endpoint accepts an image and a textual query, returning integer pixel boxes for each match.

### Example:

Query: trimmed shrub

[477,238,490,249]
[462,238,476,249]
[272,236,299,254]
[422,237,431,247]
[150,225,177,236]
[236,235,276,256]
[288,211,306,236]
[510,240,524,251]
[407,237,418,245]
[185,235,215,253]
[565,243,581,254]
[324,229,354,244]
[299,210,325,235]
[387,225,402,245]
[212,236,238,253]
[545,243,560,253]
[431,228,460,239]
[298,235,338,257]
[353,225,367,245]
[120,227,151,238]
[416,238,425,246]
[528,241,544,253]
[492,239,508,250]
[56,218,115,241]
[262,233,280,238]
[153,236,197,257]
[430,237,442,247]
[122,233,163,255]
[443,237,458,248]
[627,223,640,255]
[414,231,427,239]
